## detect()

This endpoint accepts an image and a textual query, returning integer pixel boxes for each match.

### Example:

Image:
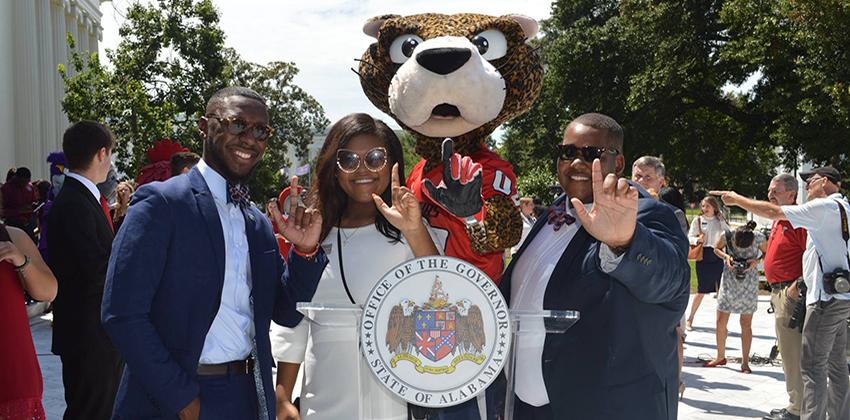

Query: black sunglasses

[557,144,620,163]
[204,115,274,141]
[336,147,388,173]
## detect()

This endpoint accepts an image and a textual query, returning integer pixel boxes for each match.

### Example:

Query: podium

[296,303,579,419]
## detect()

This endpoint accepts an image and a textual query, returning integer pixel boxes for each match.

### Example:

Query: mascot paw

[422,139,485,223]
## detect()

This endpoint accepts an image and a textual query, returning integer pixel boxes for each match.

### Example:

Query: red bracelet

[293,244,319,259]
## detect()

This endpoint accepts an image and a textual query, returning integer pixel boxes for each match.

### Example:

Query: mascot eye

[389,34,425,63]
[471,29,508,60]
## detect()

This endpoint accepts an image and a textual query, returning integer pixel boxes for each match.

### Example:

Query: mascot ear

[503,14,539,40]
[363,14,401,39]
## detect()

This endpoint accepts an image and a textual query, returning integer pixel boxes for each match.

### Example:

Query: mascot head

[357,13,544,162]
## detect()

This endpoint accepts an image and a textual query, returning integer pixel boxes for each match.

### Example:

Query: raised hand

[570,159,639,250]
[373,163,423,234]
[708,190,743,207]
[274,176,322,253]
[422,139,484,221]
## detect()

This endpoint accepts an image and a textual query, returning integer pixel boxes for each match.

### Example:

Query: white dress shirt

[783,193,850,302]
[65,171,101,201]
[196,159,255,363]
[509,201,624,407]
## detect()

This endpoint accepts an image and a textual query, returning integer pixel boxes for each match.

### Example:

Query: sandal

[685,320,694,331]
[740,366,752,374]
[703,358,727,367]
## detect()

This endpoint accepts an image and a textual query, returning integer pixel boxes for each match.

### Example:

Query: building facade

[0,0,103,180]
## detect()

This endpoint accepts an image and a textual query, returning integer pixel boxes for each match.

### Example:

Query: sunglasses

[336,147,388,173]
[557,144,620,163]
[204,115,274,141]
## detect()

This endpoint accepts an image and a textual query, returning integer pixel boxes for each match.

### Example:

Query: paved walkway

[32,294,797,419]
[679,294,791,419]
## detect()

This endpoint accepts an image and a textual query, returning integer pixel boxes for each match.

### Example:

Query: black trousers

[60,350,123,420]
[514,396,553,420]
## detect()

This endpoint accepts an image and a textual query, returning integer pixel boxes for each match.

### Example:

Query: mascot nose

[416,47,471,75]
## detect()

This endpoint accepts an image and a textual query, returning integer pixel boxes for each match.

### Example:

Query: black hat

[800,166,842,183]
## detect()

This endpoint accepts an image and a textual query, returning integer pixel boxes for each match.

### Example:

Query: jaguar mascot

[356,13,544,285]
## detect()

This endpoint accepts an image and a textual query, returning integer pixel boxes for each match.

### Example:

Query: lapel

[65,176,113,238]
[188,168,226,286]
[242,205,262,295]
[542,227,593,309]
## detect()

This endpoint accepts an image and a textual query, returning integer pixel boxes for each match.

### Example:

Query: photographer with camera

[702,221,767,374]
[712,166,850,420]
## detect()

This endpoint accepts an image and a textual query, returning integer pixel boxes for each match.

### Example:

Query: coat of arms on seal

[386,276,486,371]
[361,256,510,408]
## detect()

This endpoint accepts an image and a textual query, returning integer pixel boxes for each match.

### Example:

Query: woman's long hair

[700,196,723,218]
[311,113,405,244]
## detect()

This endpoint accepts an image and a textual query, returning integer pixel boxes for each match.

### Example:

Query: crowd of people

[0,86,847,420]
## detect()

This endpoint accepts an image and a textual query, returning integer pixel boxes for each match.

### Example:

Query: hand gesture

[270,176,322,253]
[422,139,484,220]
[570,159,639,249]
[0,240,26,267]
[373,163,423,234]
[276,399,300,420]
[709,190,743,208]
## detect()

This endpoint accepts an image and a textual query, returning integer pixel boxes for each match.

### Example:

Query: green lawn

[689,260,698,293]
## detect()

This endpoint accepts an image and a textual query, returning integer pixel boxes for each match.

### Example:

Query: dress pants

[60,350,123,420]
[514,396,553,420]
[197,372,259,420]
[770,286,804,416]
[800,299,850,420]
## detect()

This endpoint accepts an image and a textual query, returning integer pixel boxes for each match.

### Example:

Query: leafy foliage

[60,0,328,201]
[502,0,849,201]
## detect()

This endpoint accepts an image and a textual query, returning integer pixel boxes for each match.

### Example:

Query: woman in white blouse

[269,113,441,420]
[685,196,731,330]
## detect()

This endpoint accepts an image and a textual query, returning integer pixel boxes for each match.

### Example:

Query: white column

[0,1,16,175]
[77,18,89,54]
[37,0,58,170]
[13,0,42,175]
[52,0,69,142]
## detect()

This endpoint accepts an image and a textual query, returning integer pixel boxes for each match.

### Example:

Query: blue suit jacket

[102,168,327,419]
[500,191,689,420]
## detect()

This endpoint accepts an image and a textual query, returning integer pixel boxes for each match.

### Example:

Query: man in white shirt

[712,166,850,420]
[102,87,327,420]
[499,113,690,419]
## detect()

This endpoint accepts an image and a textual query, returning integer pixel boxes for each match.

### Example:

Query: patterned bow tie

[547,201,576,231]
[227,182,251,208]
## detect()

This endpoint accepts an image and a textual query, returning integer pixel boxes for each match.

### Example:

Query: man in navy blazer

[102,87,327,420]
[499,113,689,419]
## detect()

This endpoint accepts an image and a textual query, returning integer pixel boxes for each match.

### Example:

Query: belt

[769,280,797,291]
[197,358,255,376]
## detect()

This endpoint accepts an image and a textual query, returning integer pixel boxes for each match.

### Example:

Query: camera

[731,258,749,280]
[823,268,850,295]
[788,279,808,331]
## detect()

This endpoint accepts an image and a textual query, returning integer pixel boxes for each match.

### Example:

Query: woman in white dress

[269,113,441,420]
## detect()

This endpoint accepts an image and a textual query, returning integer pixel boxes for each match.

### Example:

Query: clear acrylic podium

[296,303,579,420]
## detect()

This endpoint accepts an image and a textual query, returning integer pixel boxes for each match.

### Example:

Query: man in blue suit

[500,113,690,419]
[102,87,327,420]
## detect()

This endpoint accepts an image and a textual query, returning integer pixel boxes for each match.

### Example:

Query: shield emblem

[414,309,456,362]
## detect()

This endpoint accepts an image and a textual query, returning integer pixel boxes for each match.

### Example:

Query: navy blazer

[500,191,689,420]
[102,168,327,419]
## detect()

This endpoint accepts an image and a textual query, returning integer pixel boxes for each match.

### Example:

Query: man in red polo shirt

[763,173,807,420]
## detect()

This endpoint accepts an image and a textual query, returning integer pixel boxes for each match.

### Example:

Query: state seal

[360,256,510,408]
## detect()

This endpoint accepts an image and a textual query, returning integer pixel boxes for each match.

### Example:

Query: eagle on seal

[454,298,485,355]
[386,298,417,354]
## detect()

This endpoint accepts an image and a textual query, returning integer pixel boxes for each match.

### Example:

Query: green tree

[60,0,328,201]
[502,0,849,201]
